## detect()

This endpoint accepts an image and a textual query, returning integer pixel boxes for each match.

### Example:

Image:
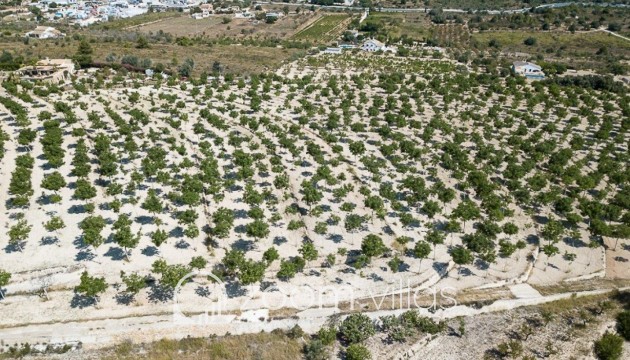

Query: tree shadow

[175,240,190,249]
[234,209,248,219]
[273,236,287,245]
[328,234,343,243]
[432,261,449,275]
[4,243,24,254]
[141,245,159,257]
[40,236,60,246]
[225,281,247,299]
[75,249,96,262]
[104,246,125,261]
[147,284,174,303]
[526,234,539,245]
[134,215,154,225]
[231,239,254,251]
[70,294,97,309]
[115,293,135,305]
[563,237,587,248]
[169,227,184,238]
[195,286,211,297]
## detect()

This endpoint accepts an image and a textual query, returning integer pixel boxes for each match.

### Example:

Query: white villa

[512,61,545,79]
[24,26,65,39]
[361,39,396,53]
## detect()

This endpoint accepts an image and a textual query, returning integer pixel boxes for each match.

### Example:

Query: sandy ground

[0,52,628,355]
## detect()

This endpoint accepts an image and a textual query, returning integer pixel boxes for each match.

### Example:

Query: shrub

[616,310,630,341]
[524,37,537,46]
[345,344,371,360]
[594,331,623,360]
[303,340,328,360]
[339,314,375,344]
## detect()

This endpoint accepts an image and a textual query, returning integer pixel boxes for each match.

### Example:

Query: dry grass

[0,39,303,75]
[135,13,318,40]
[103,331,303,360]
[472,29,630,56]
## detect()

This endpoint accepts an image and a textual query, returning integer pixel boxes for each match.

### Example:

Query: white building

[512,61,545,79]
[25,26,65,39]
[323,47,342,54]
[361,39,396,53]
[361,39,384,52]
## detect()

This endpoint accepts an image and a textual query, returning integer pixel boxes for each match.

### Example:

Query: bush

[594,332,623,360]
[346,344,371,360]
[524,37,537,46]
[303,340,328,360]
[339,314,375,344]
[617,310,630,341]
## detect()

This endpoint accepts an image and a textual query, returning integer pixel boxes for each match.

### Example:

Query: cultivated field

[292,14,351,43]
[135,13,319,40]
[0,51,628,358]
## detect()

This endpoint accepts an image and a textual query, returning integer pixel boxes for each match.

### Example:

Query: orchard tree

[142,189,163,222]
[79,215,106,250]
[364,195,384,221]
[44,215,65,233]
[301,180,323,209]
[246,219,269,241]
[73,178,97,204]
[413,240,432,271]
[361,234,386,258]
[120,271,147,299]
[189,256,208,270]
[41,171,67,194]
[9,219,31,251]
[451,245,474,279]
[74,271,108,302]
[112,214,140,260]
[299,241,318,265]
[0,269,10,299]
[211,207,235,238]
[425,228,445,259]
[238,260,266,285]
[263,247,279,264]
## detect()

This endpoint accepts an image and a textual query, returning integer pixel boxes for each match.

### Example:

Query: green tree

[189,256,207,270]
[112,214,140,260]
[238,260,266,285]
[425,229,445,259]
[79,215,106,250]
[361,234,386,258]
[451,245,473,279]
[73,178,96,203]
[246,219,269,241]
[74,271,108,301]
[44,215,65,232]
[142,189,163,222]
[120,271,147,296]
[413,240,432,270]
[0,269,11,299]
[8,219,31,251]
[41,171,67,193]
[73,40,93,68]
[299,242,318,264]
[263,247,279,264]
